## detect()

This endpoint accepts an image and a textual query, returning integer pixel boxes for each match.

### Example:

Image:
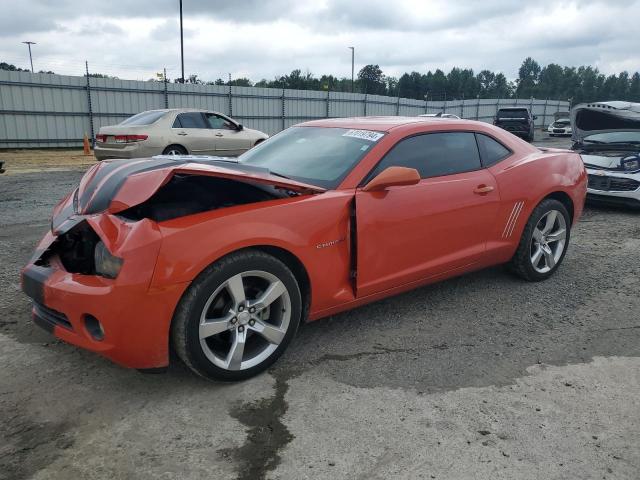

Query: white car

[571,101,640,209]
[547,117,572,136]
[419,113,461,119]
[94,109,268,161]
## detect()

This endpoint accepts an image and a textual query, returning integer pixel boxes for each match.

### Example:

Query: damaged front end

[571,101,640,207]
[21,156,325,368]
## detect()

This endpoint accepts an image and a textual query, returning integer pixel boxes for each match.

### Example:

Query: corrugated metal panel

[0,70,570,147]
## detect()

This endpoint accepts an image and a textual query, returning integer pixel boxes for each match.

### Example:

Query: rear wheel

[509,199,570,281]
[172,250,302,381]
[163,144,187,156]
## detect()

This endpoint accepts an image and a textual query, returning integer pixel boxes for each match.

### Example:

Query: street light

[179,0,184,83]
[348,46,354,93]
[22,41,36,72]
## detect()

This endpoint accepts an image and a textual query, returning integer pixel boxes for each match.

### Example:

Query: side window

[174,112,207,129]
[205,113,235,130]
[475,133,511,167]
[369,132,481,180]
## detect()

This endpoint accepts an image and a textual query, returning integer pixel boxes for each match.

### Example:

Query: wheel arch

[163,143,189,155]
[172,244,312,325]
[542,191,574,224]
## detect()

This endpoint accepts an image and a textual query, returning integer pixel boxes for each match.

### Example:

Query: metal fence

[0,69,570,149]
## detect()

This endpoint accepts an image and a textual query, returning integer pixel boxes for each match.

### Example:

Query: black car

[494,107,537,142]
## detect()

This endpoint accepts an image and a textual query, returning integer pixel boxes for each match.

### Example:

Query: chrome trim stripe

[506,201,524,238]
[502,202,519,238]
[503,201,524,238]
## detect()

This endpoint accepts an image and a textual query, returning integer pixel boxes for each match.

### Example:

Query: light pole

[179,0,184,83]
[348,46,354,92]
[22,41,36,72]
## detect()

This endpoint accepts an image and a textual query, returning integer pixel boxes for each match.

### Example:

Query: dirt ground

[1,132,639,480]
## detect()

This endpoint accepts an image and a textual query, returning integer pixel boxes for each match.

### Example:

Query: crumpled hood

[51,156,324,234]
[571,101,640,143]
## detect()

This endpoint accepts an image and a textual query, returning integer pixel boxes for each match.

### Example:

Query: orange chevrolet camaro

[22,117,587,380]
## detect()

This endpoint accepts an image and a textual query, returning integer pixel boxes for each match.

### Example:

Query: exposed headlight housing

[94,241,123,279]
[621,156,640,172]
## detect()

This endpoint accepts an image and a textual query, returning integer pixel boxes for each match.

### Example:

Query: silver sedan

[94,108,268,160]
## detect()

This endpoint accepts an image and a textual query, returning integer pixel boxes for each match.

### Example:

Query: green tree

[357,64,385,94]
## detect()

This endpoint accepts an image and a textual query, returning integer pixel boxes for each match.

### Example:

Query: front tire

[172,250,302,381]
[509,199,571,282]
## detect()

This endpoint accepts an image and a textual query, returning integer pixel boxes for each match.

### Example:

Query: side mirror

[236,124,244,131]
[362,166,421,192]
[533,115,538,120]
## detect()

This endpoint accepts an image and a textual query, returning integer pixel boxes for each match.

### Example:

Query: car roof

[139,108,223,114]
[497,107,530,110]
[300,116,477,132]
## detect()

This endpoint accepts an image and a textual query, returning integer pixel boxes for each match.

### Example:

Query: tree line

[2,57,639,104]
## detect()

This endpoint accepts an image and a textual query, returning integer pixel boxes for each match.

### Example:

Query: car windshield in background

[119,110,167,126]
[498,109,529,118]
[239,126,384,189]
[583,131,640,144]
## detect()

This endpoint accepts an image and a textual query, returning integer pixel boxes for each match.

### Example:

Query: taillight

[114,134,148,143]
[96,134,107,143]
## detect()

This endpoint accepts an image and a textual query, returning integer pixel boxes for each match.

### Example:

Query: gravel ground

[1,133,639,480]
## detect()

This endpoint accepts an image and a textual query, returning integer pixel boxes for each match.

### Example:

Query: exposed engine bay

[119,175,290,222]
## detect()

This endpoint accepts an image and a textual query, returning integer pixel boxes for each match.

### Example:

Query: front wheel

[509,199,571,281]
[171,250,302,381]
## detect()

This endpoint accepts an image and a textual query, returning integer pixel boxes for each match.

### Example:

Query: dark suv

[494,107,537,142]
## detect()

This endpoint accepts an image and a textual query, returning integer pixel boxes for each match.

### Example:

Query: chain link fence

[0,68,570,149]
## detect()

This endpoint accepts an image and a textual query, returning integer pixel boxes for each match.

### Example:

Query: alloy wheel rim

[198,270,291,371]
[530,209,567,273]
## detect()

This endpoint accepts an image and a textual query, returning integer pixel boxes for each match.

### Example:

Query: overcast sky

[1,0,638,82]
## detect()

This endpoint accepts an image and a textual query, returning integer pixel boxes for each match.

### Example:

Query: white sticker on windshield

[342,129,384,142]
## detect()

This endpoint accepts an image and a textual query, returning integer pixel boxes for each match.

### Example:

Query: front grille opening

[40,221,100,274]
[34,302,73,330]
[588,175,640,192]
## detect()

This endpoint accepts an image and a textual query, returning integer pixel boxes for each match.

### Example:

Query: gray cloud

[0,0,638,81]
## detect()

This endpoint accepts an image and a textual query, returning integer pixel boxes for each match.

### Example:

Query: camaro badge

[316,238,345,249]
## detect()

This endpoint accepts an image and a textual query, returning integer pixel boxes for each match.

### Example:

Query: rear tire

[171,250,302,381]
[163,145,187,156]
[508,199,571,282]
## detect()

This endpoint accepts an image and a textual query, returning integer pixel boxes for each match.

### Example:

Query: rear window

[497,109,529,119]
[119,110,166,126]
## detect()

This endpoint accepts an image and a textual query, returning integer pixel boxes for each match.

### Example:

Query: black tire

[163,144,188,156]
[508,198,571,282]
[171,249,302,381]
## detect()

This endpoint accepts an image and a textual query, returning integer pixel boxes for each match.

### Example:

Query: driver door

[171,112,217,154]
[204,112,251,156]
[355,132,500,297]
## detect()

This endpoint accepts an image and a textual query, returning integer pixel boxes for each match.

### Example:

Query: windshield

[120,110,166,126]
[583,131,640,144]
[239,126,384,189]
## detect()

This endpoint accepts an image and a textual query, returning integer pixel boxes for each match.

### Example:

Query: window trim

[360,130,486,186]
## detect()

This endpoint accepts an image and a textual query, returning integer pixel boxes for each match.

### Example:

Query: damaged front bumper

[21,211,188,369]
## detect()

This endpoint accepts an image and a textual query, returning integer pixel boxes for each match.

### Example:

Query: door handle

[177,132,187,136]
[215,133,224,137]
[473,185,494,194]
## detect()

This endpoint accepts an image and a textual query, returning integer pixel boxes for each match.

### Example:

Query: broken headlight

[621,156,640,171]
[94,241,123,279]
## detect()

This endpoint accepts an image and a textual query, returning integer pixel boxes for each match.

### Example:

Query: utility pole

[22,41,36,72]
[348,46,354,93]
[179,0,184,83]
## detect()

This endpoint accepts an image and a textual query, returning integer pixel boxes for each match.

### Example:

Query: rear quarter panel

[486,149,587,262]
[151,191,356,316]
